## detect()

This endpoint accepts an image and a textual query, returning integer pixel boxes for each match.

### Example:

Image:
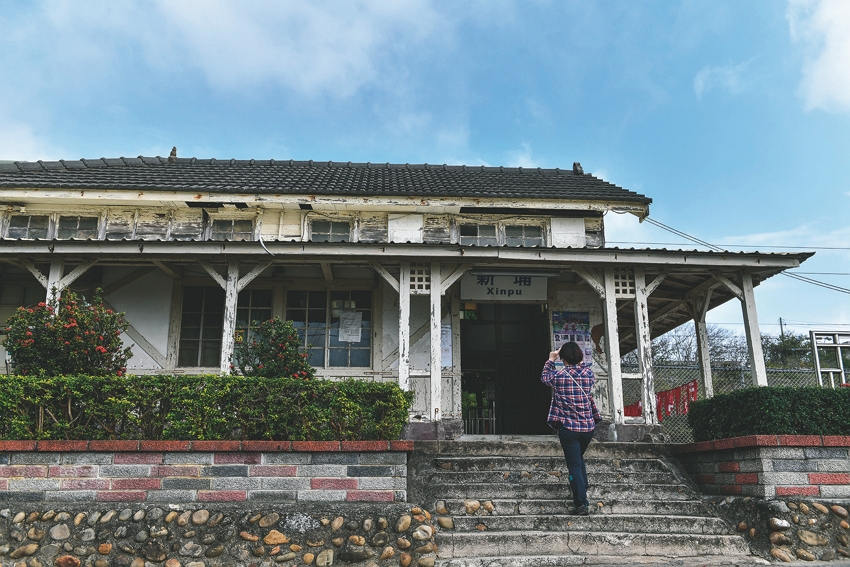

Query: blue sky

[1,0,848,337]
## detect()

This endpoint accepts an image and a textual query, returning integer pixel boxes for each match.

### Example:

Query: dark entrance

[461,303,552,434]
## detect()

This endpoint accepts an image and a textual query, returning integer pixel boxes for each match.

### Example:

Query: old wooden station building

[0,156,812,438]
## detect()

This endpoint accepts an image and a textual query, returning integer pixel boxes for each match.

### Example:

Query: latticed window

[505,225,543,247]
[178,286,225,367]
[286,289,372,368]
[460,224,497,246]
[0,285,45,306]
[614,268,636,298]
[57,216,99,239]
[211,219,253,241]
[311,221,350,242]
[7,215,49,239]
[235,289,273,344]
[410,263,431,294]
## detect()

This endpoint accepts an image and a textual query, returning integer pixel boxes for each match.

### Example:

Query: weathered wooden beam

[573,267,605,297]
[645,268,670,296]
[46,259,64,304]
[370,262,399,293]
[219,261,240,375]
[430,261,442,421]
[236,261,272,292]
[381,303,450,368]
[152,260,182,279]
[13,259,48,288]
[102,299,167,368]
[101,267,157,296]
[741,271,768,387]
[320,263,333,282]
[711,271,744,301]
[688,289,714,399]
[603,268,624,424]
[165,277,183,369]
[439,264,469,295]
[198,260,227,290]
[56,259,97,292]
[633,268,657,425]
[398,262,411,391]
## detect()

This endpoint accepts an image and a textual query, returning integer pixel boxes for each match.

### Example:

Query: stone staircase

[408,437,755,567]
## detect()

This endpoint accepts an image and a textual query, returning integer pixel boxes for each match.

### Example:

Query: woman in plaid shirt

[541,341,601,516]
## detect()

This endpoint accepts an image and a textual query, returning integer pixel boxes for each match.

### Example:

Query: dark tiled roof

[0,157,651,204]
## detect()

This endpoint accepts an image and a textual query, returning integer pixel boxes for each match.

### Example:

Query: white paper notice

[339,311,362,343]
[441,324,452,367]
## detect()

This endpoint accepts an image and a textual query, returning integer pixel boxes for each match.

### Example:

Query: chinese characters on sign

[460,274,547,301]
[552,311,593,365]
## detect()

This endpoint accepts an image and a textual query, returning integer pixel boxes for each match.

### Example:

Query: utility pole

[779,317,785,340]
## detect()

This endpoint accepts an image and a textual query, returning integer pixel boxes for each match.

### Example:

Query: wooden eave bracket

[14,259,48,288]
[710,271,744,301]
[198,260,227,289]
[153,260,182,279]
[573,267,605,297]
[645,268,670,296]
[440,264,469,295]
[236,261,272,293]
[14,259,97,292]
[369,262,400,293]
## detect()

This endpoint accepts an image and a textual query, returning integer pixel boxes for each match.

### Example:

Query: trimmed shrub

[687,386,850,441]
[233,317,315,379]
[0,374,412,441]
[3,289,131,376]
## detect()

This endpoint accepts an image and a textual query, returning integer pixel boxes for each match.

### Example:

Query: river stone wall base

[0,503,437,567]
[708,495,850,562]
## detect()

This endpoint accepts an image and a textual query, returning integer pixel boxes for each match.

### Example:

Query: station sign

[459,274,548,301]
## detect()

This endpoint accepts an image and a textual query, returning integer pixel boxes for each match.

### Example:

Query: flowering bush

[4,289,131,376]
[233,317,315,379]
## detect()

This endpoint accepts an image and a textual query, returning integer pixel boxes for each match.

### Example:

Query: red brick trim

[0,439,415,452]
[777,435,822,446]
[346,490,394,502]
[777,485,820,496]
[312,478,358,490]
[198,490,247,502]
[718,462,740,473]
[735,473,759,485]
[809,473,850,485]
[672,435,850,453]
[823,436,850,446]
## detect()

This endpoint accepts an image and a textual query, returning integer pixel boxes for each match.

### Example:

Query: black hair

[558,341,584,365]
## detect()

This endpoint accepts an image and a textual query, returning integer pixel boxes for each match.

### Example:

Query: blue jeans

[558,426,595,508]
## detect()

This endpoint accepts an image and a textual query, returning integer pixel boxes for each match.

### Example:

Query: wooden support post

[166,276,184,369]
[603,268,624,424]
[398,261,411,391]
[219,260,240,375]
[430,262,442,421]
[690,290,714,399]
[633,268,657,425]
[741,271,768,387]
[46,259,64,305]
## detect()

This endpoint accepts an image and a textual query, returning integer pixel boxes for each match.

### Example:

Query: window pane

[331,222,350,234]
[460,224,476,237]
[308,348,325,367]
[253,289,273,306]
[308,309,326,324]
[479,236,497,246]
[252,309,271,323]
[479,225,496,237]
[236,308,250,328]
[287,309,307,323]
[178,343,199,367]
[525,237,542,247]
[9,216,29,229]
[329,233,348,242]
[79,217,98,231]
[306,326,326,347]
[525,226,542,237]
[288,291,307,309]
[312,221,330,234]
[505,226,523,237]
[201,342,221,367]
[505,237,522,247]
[349,349,370,367]
[329,348,349,367]
[460,236,475,246]
[351,290,371,308]
[233,220,253,233]
[212,219,231,232]
[181,326,201,340]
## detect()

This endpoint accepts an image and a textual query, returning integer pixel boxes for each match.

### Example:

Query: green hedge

[0,375,412,441]
[688,386,850,441]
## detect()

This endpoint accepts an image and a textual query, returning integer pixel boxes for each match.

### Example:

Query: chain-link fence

[621,363,820,443]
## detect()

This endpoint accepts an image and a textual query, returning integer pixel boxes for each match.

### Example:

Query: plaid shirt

[541,360,601,432]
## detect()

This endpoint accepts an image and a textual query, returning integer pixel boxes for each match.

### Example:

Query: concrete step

[433,456,671,474]
[436,530,751,559]
[437,498,712,517]
[444,514,733,535]
[430,482,695,501]
[427,470,677,485]
[418,439,672,460]
[437,555,585,567]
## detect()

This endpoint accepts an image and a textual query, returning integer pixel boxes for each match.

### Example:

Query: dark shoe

[569,505,589,516]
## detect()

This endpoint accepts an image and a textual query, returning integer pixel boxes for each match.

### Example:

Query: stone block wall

[674,435,850,498]
[0,441,413,505]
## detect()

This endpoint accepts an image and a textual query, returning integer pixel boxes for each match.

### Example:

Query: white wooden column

[741,271,768,387]
[219,260,240,375]
[398,261,411,391]
[603,268,624,424]
[691,290,714,399]
[633,268,657,425]
[46,259,65,305]
[430,262,442,421]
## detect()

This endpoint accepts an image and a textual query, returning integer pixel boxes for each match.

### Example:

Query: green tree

[762,332,812,368]
[233,317,315,379]
[4,289,131,376]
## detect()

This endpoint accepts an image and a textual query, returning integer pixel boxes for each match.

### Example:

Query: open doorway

[461,303,552,434]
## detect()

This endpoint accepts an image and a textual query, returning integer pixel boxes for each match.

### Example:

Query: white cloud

[693,60,753,100]
[787,0,850,112]
[505,143,539,168]
[0,116,60,161]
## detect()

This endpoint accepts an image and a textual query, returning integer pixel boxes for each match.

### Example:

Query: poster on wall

[441,324,452,368]
[552,311,592,365]
[338,310,362,343]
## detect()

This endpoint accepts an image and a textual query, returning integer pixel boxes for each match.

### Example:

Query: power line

[630,217,850,295]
